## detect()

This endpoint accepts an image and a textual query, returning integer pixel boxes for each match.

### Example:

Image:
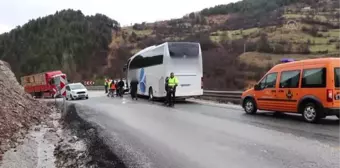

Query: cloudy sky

[0,0,238,33]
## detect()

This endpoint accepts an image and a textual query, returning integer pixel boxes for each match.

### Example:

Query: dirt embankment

[0,60,127,167]
[0,60,53,158]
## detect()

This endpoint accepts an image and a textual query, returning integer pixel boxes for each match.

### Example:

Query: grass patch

[123,27,153,36]
[134,29,153,36]
[269,31,302,43]
[239,52,330,68]
[320,29,340,38]
[130,48,141,55]
[304,34,330,44]
[210,28,260,42]
[269,31,332,44]
[230,28,259,38]
[283,14,304,19]
[210,35,223,42]
[310,44,338,53]
[283,14,328,22]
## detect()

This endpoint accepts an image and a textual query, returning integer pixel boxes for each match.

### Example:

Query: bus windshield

[168,42,199,58]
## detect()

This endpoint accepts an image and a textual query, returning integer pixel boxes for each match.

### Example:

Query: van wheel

[302,102,320,123]
[243,98,257,114]
[148,88,154,101]
[336,114,339,119]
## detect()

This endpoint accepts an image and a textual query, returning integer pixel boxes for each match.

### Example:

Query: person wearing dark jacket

[130,79,138,100]
[164,77,169,104]
[115,81,119,96]
[165,77,169,92]
[118,79,125,97]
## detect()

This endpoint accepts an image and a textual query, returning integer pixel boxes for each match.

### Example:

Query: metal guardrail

[86,86,104,90]
[86,86,243,104]
[202,90,242,104]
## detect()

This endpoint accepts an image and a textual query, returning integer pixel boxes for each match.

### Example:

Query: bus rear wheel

[148,87,154,101]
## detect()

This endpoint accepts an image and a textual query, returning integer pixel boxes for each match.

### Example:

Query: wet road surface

[71,91,340,168]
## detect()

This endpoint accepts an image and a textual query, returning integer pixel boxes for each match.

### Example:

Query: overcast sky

[0,0,238,34]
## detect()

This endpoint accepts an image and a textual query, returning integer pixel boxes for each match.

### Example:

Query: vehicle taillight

[201,77,203,89]
[327,89,333,102]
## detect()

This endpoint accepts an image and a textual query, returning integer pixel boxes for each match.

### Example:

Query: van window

[280,70,300,88]
[335,68,340,88]
[302,68,326,88]
[259,73,277,89]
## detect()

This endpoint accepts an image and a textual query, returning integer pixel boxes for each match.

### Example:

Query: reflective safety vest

[168,77,179,87]
[110,83,116,89]
[104,80,108,86]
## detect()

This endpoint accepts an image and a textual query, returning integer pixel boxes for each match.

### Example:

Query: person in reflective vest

[167,72,179,106]
[109,80,116,97]
[104,78,108,94]
[106,79,112,96]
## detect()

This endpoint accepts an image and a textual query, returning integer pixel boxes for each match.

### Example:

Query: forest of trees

[0,9,119,80]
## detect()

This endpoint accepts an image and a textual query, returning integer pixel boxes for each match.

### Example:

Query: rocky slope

[0,60,53,157]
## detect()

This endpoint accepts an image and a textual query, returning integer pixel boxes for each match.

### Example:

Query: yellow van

[241,58,340,123]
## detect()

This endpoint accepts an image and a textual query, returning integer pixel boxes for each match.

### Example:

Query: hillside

[0,0,339,90]
[108,0,340,90]
[0,9,119,81]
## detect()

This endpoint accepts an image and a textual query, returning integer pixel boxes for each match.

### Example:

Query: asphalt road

[71,91,340,168]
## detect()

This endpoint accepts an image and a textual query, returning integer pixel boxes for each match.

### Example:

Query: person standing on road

[118,78,125,97]
[130,78,138,100]
[167,72,179,106]
[107,79,112,97]
[115,80,119,97]
[164,76,169,104]
[104,78,108,94]
[109,80,116,97]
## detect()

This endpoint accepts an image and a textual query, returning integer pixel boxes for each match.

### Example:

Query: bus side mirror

[123,64,127,72]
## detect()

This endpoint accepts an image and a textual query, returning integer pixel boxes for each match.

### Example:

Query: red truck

[20,70,67,98]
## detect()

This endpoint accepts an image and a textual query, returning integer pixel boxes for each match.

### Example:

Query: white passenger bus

[125,42,203,99]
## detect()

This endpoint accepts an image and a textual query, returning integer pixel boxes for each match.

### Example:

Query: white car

[65,83,89,100]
